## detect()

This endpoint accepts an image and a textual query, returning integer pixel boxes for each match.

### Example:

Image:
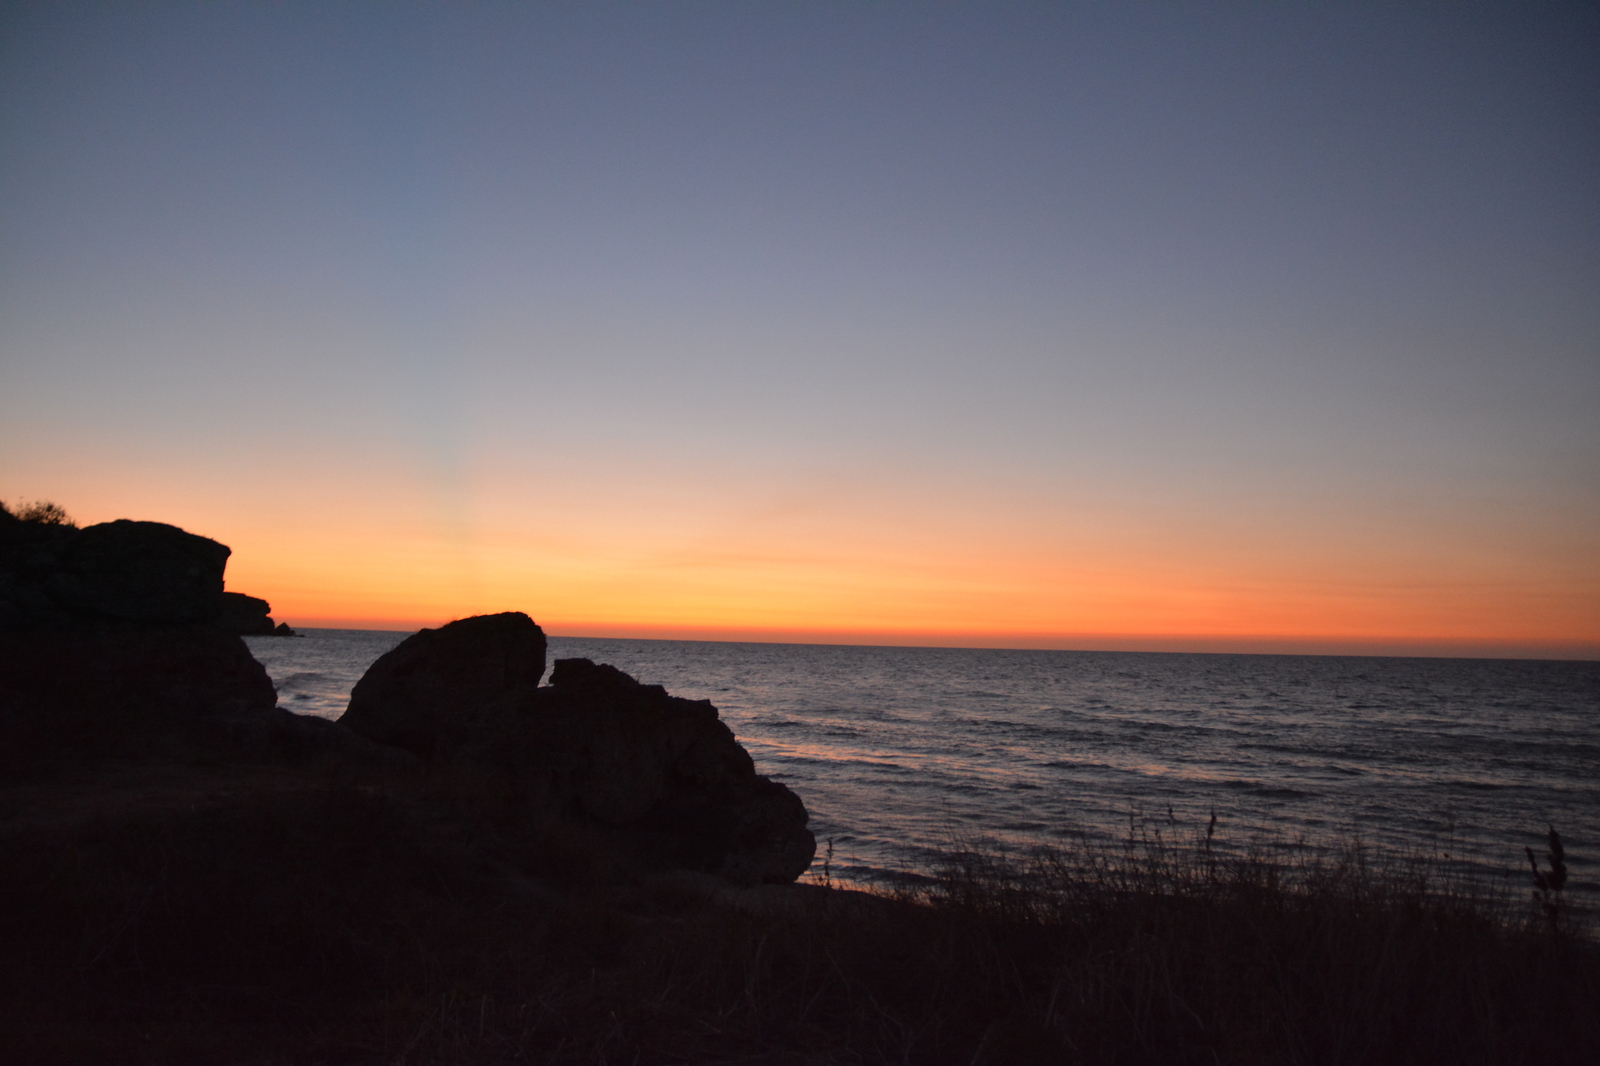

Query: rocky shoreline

[1,507,814,886]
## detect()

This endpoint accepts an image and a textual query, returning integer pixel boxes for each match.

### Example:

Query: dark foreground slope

[3,782,1597,1066]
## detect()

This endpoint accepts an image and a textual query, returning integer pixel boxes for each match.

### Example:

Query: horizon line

[273,618,1600,662]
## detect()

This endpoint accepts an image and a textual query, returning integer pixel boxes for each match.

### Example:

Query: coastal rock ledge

[217,591,296,636]
[340,613,816,885]
[0,510,280,761]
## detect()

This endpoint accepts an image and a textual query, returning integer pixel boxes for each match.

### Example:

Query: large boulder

[338,612,547,758]
[490,658,817,885]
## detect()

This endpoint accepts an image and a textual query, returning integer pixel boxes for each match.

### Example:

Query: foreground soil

[3,754,1596,1066]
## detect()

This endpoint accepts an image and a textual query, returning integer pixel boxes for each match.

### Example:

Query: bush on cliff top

[1,497,76,526]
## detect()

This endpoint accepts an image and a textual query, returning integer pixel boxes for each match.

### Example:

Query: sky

[1,1,1596,657]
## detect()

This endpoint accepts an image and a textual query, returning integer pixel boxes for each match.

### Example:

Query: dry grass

[1,774,1594,1065]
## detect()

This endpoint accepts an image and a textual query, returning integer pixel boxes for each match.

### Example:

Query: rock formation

[216,592,296,636]
[339,613,816,884]
[1,508,295,638]
[0,510,278,763]
[0,624,279,760]
[516,657,816,885]
[340,611,548,758]
[218,592,276,635]
[4,506,814,885]
[1,513,231,631]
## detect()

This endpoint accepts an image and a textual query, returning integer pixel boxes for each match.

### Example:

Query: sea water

[246,630,1599,894]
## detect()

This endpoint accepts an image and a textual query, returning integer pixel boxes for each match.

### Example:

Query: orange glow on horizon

[208,517,1598,661]
[268,620,1598,661]
[27,467,1598,662]
[6,3,1598,666]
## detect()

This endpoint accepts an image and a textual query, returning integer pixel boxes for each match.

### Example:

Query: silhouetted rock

[338,612,547,759]
[219,592,276,635]
[53,520,229,624]
[0,508,78,630]
[489,658,816,884]
[0,624,277,764]
[338,614,814,884]
[0,514,286,765]
[198,705,419,769]
[1,516,229,631]
[216,592,298,636]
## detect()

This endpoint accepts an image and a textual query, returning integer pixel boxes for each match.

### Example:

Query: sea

[245,630,1600,897]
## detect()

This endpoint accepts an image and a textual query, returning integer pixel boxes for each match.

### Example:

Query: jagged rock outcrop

[217,592,297,636]
[0,510,283,764]
[218,592,276,635]
[1,513,231,631]
[56,519,231,623]
[2,512,293,636]
[338,614,816,884]
[511,658,816,885]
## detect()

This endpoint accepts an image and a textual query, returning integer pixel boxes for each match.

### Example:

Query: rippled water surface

[247,631,1600,891]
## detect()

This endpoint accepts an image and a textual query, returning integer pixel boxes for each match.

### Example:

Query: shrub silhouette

[3,497,76,527]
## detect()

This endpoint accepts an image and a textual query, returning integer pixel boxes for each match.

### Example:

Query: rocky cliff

[0,510,280,763]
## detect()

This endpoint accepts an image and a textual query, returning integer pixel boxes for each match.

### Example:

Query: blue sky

[2,1,1596,652]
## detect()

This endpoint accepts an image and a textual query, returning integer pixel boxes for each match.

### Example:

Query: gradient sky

[2,1,1596,656]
